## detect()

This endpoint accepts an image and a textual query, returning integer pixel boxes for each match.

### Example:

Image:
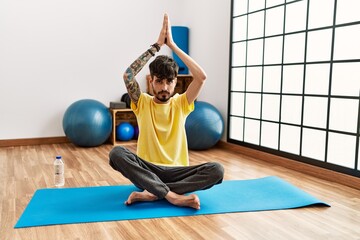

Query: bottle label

[55,165,64,175]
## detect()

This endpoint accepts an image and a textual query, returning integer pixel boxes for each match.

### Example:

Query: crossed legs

[109,146,224,209]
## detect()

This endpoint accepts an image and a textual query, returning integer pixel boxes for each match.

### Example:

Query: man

[109,14,224,210]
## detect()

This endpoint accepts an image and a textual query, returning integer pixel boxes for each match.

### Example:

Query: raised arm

[123,15,168,105]
[123,49,155,105]
[164,15,207,104]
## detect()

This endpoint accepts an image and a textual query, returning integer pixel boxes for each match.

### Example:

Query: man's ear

[149,75,155,84]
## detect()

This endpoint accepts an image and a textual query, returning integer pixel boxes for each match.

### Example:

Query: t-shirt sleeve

[181,93,195,116]
[131,93,145,115]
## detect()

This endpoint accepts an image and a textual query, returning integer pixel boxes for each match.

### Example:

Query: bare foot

[165,191,201,210]
[125,190,158,205]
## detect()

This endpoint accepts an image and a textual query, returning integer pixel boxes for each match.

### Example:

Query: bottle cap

[56,156,62,159]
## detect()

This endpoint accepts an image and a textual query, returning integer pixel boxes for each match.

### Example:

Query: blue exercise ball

[185,101,224,150]
[63,99,112,147]
[116,122,134,141]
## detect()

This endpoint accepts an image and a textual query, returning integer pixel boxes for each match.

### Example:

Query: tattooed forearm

[123,48,156,104]
[123,68,141,103]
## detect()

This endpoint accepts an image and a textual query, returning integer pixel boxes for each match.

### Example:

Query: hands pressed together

[152,13,207,104]
[156,14,175,50]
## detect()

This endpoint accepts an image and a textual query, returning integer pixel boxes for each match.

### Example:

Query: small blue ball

[116,122,135,141]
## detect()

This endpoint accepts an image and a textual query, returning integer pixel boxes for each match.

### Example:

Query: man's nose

[160,82,168,90]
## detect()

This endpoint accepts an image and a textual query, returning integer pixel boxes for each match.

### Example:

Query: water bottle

[54,155,65,187]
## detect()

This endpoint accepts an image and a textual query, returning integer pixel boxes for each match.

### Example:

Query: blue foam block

[172,26,189,74]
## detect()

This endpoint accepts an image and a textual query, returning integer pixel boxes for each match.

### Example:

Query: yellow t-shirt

[131,92,194,166]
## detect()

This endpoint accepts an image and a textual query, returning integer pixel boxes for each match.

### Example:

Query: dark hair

[149,55,179,80]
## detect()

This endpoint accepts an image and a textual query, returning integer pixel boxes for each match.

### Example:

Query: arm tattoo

[123,48,156,104]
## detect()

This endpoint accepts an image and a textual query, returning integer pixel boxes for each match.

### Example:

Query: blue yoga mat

[14,176,329,228]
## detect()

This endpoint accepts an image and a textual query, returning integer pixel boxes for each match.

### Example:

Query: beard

[154,90,173,103]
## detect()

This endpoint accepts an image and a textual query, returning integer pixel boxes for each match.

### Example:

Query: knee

[209,162,224,182]
[109,146,127,168]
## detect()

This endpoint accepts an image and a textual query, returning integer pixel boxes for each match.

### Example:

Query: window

[229,0,360,177]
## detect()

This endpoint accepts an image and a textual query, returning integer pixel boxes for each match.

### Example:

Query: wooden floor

[1,143,360,240]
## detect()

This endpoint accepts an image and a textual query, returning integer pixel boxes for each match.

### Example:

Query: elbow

[200,73,207,84]
[123,72,129,82]
[123,68,133,82]
[198,72,207,83]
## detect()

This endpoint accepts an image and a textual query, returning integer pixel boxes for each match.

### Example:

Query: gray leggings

[109,146,224,199]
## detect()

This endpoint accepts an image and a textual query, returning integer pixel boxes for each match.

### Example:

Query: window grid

[228,0,360,177]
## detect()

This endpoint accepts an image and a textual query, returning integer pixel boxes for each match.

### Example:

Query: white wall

[0,0,231,140]
[182,0,231,139]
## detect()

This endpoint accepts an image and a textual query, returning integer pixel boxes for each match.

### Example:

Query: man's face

[151,76,177,103]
